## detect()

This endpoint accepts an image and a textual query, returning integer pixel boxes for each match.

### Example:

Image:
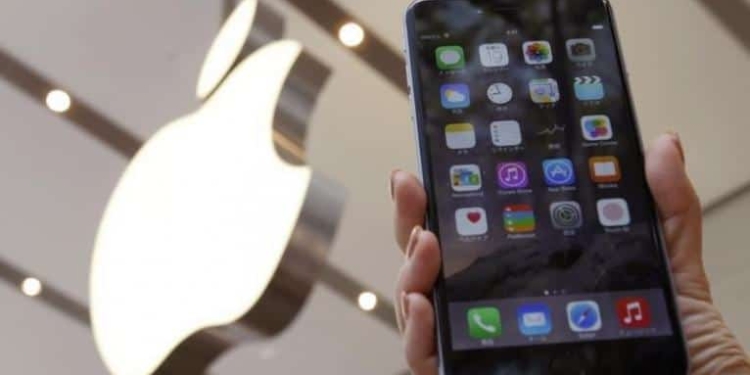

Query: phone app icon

[566,38,597,62]
[467,307,502,340]
[590,156,621,183]
[616,297,653,329]
[445,123,476,150]
[497,162,529,189]
[543,158,576,186]
[503,204,536,233]
[581,115,613,141]
[523,41,553,65]
[550,201,583,230]
[479,43,510,67]
[455,207,488,236]
[436,46,466,70]
[597,198,631,227]
[490,120,522,147]
[487,83,513,105]
[574,76,605,101]
[441,83,471,109]
[450,164,482,192]
[567,301,602,333]
[517,303,552,336]
[529,78,561,104]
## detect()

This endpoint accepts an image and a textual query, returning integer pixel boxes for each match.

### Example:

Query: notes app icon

[445,123,476,150]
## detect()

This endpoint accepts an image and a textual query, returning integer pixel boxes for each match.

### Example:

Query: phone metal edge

[403,2,449,374]
[604,1,691,373]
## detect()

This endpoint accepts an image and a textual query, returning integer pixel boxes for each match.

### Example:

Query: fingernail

[401,292,411,322]
[666,130,686,164]
[405,226,421,259]
[389,169,400,200]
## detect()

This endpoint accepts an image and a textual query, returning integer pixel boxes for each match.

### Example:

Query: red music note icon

[616,297,652,328]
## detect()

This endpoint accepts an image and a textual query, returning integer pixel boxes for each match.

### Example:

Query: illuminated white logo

[89,1,336,374]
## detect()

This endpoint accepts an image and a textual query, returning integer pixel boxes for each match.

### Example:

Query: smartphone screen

[405,0,688,373]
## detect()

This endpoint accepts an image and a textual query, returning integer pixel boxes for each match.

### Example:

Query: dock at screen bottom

[449,289,673,351]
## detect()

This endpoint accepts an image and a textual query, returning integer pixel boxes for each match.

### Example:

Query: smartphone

[404,1,688,373]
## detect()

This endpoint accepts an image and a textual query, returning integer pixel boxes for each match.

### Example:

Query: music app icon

[616,297,652,329]
[497,162,529,189]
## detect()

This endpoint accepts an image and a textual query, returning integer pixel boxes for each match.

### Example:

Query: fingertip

[393,171,427,212]
[397,230,442,296]
[403,294,437,374]
[646,134,700,221]
[393,171,427,249]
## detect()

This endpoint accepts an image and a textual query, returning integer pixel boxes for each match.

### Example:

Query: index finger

[392,170,428,251]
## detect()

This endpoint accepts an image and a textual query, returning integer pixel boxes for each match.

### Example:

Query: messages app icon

[436,46,466,70]
[441,83,471,109]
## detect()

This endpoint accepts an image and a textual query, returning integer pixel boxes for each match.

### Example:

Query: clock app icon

[487,82,513,105]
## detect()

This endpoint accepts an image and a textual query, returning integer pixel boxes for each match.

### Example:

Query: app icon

[450,164,482,192]
[616,297,653,329]
[441,83,471,109]
[567,301,602,333]
[597,198,631,227]
[529,78,561,104]
[590,156,621,183]
[490,120,522,147]
[503,204,536,233]
[467,307,502,340]
[479,43,510,67]
[581,115,613,141]
[543,158,576,186]
[497,162,529,189]
[436,46,466,70]
[487,83,513,105]
[566,38,597,62]
[445,123,476,150]
[455,207,488,236]
[574,76,605,101]
[523,41,553,65]
[517,303,553,336]
[550,201,583,230]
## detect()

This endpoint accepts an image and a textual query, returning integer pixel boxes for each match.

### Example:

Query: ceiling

[1,0,749,374]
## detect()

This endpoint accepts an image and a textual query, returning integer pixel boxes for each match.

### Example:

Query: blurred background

[1,0,749,374]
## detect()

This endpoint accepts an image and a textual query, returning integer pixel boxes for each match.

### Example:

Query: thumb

[645,133,709,302]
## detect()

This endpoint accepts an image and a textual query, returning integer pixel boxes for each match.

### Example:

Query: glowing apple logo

[89,1,342,374]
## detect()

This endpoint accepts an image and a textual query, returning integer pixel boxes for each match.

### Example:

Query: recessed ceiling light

[358,291,377,311]
[338,22,365,48]
[45,89,71,113]
[21,277,43,297]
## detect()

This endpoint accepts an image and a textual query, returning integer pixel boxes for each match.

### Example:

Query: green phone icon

[467,307,502,340]
[436,46,466,70]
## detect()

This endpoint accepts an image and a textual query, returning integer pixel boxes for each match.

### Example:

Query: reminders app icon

[441,83,471,109]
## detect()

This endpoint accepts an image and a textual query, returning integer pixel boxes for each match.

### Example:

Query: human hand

[391,133,750,375]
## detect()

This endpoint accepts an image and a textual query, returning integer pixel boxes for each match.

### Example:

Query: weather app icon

[441,83,471,109]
